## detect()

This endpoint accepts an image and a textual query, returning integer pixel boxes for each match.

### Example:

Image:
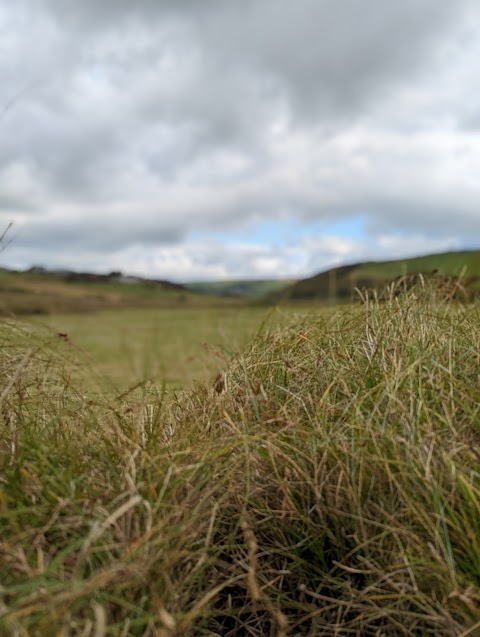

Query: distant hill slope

[0,268,235,315]
[186,279,295,298]
[279,250,480,301]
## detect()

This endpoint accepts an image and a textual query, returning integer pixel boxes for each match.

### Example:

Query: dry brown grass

[0,282,479,635]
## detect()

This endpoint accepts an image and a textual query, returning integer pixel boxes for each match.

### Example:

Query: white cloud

[375,234,461,259]
[0,0,479,279]
[3,231,461,282]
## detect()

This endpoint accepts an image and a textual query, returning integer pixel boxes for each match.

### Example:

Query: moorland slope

[0,267,236,315]
[280,249,480,301]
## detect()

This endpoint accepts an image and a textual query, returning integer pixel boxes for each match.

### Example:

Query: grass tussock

[1,283,480,636]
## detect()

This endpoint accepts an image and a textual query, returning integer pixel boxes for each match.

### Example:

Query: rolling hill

[185,278,295,298]
[2,249,480,315]
[278,250,480,301]
[0,267,236,315]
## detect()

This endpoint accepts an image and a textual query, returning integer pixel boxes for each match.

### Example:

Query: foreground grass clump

[1,287,480,636]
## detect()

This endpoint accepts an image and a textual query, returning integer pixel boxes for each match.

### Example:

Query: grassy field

[1,283,480,635]
[27,305,314,391]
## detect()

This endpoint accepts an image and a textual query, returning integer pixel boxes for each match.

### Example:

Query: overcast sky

[1,0,479,281]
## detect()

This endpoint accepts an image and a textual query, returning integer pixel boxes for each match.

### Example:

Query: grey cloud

[12,0,470,135]
[1,0,479,276]
[363,199,480,239]
[183,0,474,121]
[42,0,230,30]
[17,212,184,252]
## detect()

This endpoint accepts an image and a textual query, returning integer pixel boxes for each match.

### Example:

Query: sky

[1,0,480,281]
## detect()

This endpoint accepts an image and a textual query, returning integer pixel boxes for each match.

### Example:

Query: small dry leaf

[213,373,226,393]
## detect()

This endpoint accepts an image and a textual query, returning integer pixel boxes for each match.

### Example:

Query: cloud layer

[1,0,479,279]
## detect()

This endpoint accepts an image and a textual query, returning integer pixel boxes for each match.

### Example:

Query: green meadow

[1,282,480,635]
[28,305,315,390]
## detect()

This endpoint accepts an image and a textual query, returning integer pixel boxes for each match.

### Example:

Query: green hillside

[3,250,480,314]
[281,249,480,301]
[186,278,294,298]
[0,268,237,315]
